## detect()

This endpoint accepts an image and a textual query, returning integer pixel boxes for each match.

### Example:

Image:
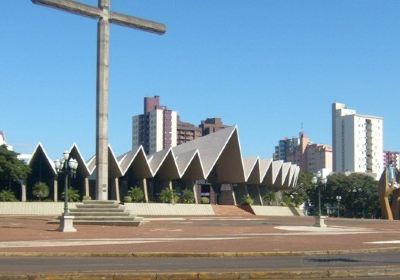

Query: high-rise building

[332,103,383,179]
[132,96,177,155]
[273,136,300,162]
[177,118,202,145]
[383,151,400,169]
[273,132,332,174]
[199,118,229,136]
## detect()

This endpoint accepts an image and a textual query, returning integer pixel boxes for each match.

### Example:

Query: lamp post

[336,195,342,217]
[312,170,327,227]
[352,187,363,218]
[54,150,78,232]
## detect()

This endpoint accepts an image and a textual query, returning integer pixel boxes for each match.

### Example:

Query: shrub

[181,189,195,204]
[128,186,144,202]
[200,197,210,204]
[159,188,178,203]
[61,187,80,202]
[123,195,132,203]
[263,192,276,206]
[32,182,49,201]
[0,189,17,201]
[240,194,254,206]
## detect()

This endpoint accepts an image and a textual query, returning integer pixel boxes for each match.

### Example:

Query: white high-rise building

[132,96,178,155]
[332,103,383,179]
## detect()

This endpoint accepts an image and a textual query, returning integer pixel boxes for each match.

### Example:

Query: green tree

[32,182,49,201]
[307,173,380,218]
[61,188,80,202]
[0,145,30,189]
[128,186,145,202]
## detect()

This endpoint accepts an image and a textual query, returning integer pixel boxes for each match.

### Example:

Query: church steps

[55,200,143,227]
[70,211,130,216]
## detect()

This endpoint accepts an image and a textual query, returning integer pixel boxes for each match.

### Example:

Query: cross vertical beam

[31,0,166,201]
[96,0,110,200]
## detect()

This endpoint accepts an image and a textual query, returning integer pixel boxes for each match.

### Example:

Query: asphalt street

[1,252,400,273]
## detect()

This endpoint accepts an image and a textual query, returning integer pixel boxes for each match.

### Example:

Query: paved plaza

[1,215,400,255]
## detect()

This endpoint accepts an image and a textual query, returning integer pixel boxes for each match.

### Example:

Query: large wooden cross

[31,0,166,200]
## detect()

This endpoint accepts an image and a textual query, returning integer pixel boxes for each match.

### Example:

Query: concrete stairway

[212,205,254,216]
[68,200,143,226]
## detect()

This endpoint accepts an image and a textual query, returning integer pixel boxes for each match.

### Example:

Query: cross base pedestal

[313,215,327,228]
[58,214,77,232]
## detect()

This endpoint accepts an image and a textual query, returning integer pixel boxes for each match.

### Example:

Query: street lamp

[352,187,363,218]
[312,171,327,217]
[312,171,327,227]
[336,195,342,217]
[54,150,78,232]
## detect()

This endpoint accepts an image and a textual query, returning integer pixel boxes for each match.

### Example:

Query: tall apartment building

[199,118,229,136]
[132,96,177,155]
[383,151,400,169]
[177,117,230,145]
[177,118,202,145]
[273,136,301,162]
[273,132,332,174]
[332,103,383,179]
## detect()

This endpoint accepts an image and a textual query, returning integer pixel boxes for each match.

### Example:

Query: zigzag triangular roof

[28,143,56,175]
[148,148,172,175]
[151,149,180,180]
[280,162,292,187]
[171,126,239,178]
[69,143,91,177]
[286,164,297,188]
[243,157,260,183]
[259,159,272,183]
[86,145,123,177]
[179,151,205,180]
[118,146,145,174]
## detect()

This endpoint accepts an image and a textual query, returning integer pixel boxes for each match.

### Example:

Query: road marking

[275,226,374,233]
[365,240,400,244]
[0,236,249,248]
[150,228,183,232]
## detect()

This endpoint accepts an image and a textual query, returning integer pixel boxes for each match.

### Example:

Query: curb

[1,266,400,279]
[1,246,400,258]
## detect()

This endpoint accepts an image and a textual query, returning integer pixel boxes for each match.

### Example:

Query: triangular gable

[279,162,292,188]
[119,147,152,179]
[118,146,141,174]
[267,160,282,186]
[172,126,239,178]
[207,128,246,183]
[286,164,297,188]
[88,145,124,178]
[152,149,180,180]
[243,157,260,184]
[69,143,90,177]
[179,151,205,181]
[86,155,96,175]
[108,145,123,178]
[28,143,56,175]
[174,149,197,175]
[291,166,300,188]
[148,148,170,175]
[259,159,272,183]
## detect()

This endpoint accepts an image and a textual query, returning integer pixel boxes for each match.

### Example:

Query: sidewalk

[1,215,400,256]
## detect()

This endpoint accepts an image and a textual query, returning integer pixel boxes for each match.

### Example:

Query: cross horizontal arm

[110,12,166,35]
[32,0,101,19]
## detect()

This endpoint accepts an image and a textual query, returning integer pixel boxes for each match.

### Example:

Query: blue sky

[1,0,400,159]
